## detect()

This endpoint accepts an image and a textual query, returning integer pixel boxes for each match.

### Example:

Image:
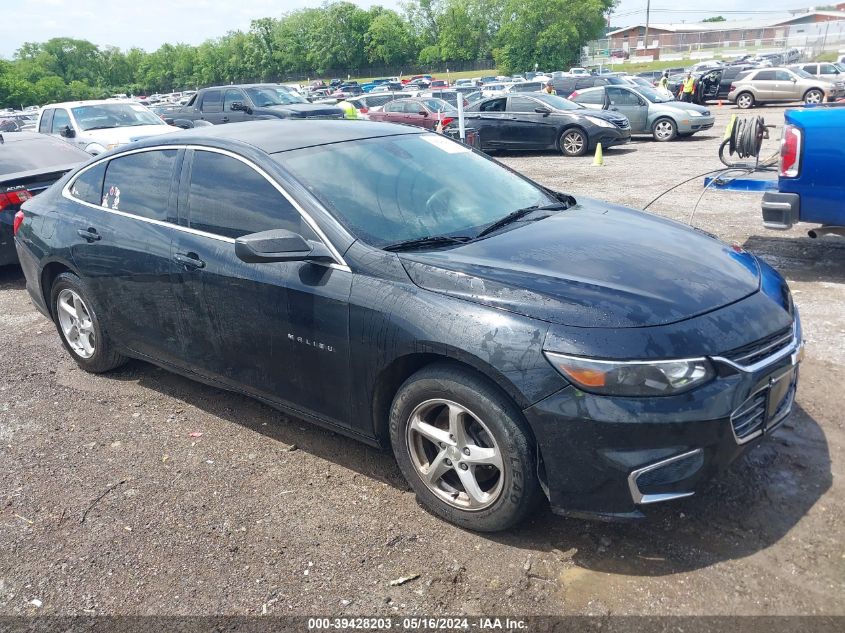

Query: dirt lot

[1,104,843,618]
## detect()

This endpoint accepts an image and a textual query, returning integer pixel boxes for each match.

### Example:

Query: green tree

[702,16,726,22]
[365,10,416,65]
[494,0,613,74]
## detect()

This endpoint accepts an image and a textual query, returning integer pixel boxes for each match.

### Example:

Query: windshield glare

[275,134,556,246]
[245,87,306,107]
[71,104,164,130]
[532,93,583,110]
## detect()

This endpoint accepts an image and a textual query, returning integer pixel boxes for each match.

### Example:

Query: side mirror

[171,119,194,129]
[230,101,246,111]
[419,110,429,117]
[60,125,75,138]
[534,107,551,115]
[235,229,335,264]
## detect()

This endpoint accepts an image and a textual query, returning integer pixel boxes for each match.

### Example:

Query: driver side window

[774,70,793,81]
[607,88,641,106]
[51,109,71,133]
[223,89,244,112]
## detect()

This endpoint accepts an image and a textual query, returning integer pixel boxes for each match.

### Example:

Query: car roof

[39,99,144,110]
[132,119,425,154]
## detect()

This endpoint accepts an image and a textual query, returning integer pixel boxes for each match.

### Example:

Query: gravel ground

[1,104,843,617]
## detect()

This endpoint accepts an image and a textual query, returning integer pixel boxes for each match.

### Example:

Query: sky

[0,0,822,59]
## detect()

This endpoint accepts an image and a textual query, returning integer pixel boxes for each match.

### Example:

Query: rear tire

[559,128,588,156]
[50,272,126,373]
[389,363,543,532]
[736,92,754,109]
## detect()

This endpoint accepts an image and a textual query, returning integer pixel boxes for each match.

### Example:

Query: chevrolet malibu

[14,120,802,531]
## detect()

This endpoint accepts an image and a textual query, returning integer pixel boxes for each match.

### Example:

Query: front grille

[731,390,767,439]
[722,326,793,367]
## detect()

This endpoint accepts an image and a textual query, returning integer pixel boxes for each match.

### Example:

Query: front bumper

[591,128,631,150]
[678,115,716,134]
[524,318,804,520]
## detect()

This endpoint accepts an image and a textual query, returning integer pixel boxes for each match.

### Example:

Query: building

[606,11,845,53]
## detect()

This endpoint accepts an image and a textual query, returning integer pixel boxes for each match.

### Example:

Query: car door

[751,70,777,100]
[606,87,648,132]
[378,99,408,123]
[402,100,432,128]
[199,89,224,123]
[50,108,78,145]
[771,69,799,101]
[221,88,248,124]
[473,98,508,147]
[63,148,184,364]
[169,148,352,424]
[503,96,555,148]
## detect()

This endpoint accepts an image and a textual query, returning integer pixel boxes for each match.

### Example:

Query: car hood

[399,199,761,328]
[655,101,710,114]
[261,103,344,117]
[567,108,630,127]
[81,124,178,144]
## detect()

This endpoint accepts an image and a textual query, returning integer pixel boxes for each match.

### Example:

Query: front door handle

[173,252,205,270]
[77,228,101,242]
[221,116,229,123]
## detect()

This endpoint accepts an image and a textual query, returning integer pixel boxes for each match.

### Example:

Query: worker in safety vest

[542,81,557,95]
[680,72,696,103]
[658,72,669,90]
[337,100,359,119]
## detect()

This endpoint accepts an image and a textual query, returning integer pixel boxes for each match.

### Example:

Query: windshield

[423,98,456,113]
[245,87,307,107]
[275,134,556,247]
[638,86,675,103]
[791,68,814,79]
[71,103,164,130]
[532,93,583,110]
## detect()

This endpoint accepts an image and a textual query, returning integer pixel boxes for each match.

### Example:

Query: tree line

[0,0,614,109]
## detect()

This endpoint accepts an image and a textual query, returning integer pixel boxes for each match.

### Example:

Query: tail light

[780,124,802,178]
[0,188,32,212]
[13,210,24,236]
[570,91,579,98]
[729,83,736,92]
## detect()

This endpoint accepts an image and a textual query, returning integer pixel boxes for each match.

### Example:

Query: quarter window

[102,150,178,221]
[70,162,107,206]
[186,151,317,240]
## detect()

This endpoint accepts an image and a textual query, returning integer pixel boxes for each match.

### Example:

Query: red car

[429,79,449,89]
[367,97,457,130]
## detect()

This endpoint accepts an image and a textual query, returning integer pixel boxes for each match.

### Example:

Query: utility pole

[644,0,650,51]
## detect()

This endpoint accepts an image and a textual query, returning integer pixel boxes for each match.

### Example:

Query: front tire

[559,128,588,156]
[652,117,678,142]
[389,363,542,532]
[50,272,126,373]
[804,89,823,105]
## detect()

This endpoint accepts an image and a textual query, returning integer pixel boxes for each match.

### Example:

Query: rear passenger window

[201,90,223,113]
[70,162,107,206]
[186,151,317,240]
[755,70,776,81]
[102,150,177,220]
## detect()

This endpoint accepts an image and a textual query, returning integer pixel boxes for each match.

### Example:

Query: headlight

[685,109,703,117]
[584,116,615,128]
[543,352,715,396]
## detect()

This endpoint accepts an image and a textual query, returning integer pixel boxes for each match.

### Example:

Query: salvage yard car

[37,100,177,155]
[728,67,842,108]
[570,85,714,141]
[15,120,803,531]
[457,93,631,155]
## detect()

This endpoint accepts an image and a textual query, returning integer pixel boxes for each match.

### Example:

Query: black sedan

[16,121,802,531]
[1,131,90,266]
[454,93,631,155]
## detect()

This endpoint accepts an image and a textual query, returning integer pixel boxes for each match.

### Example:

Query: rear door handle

[173,252,205,270]
[77,228,101,242]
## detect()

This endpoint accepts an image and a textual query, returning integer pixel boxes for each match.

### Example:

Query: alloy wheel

[804,90,822,104]
[405,399,505,511]
[562,131,585,155]
[56,288,96,359]
[654,120,675,140]
[737,94,753,108]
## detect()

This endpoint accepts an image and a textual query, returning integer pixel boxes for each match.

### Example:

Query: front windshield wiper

[83,125,118,131]
[383,235,473,252]
[475,202,569,239]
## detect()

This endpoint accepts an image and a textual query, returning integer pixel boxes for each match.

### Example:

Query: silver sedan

[569,84,715,141]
